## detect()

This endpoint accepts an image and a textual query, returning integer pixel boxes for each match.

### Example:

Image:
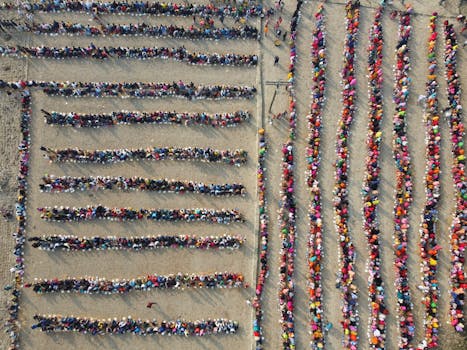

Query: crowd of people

[27,272,245,293]
[42,109,251,127]
[14,21,259,40]
[252,128,268,349]
[0,42,255,344]
[37,206,244,223]
[444,21,465,333]
[391,7,415,349]
[277,2,303,349]
[306,4,326,349]
[28,234,245,251]
[363,7,387,350]
[418,13,441,350]
[4,90,31,350]
[31,315,239,336]
[0,44,258,66]
[39,175,246,196]
[0,80,257,100]
[40,146,248,166]
[43,81,257,99]
[2,2,463,347]
[333,2,360,349]
[3,0,263,18]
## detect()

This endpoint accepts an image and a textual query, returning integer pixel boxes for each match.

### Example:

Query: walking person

[146,302,157,308]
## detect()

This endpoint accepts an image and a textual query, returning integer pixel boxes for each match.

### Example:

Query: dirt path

[0,92,21,350]
[0,10,27,349]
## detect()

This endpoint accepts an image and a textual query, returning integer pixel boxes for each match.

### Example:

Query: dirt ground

[0,9,26,350]
[0,0,466,349]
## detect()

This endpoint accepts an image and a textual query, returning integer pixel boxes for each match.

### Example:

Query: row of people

[391,7,415,349]
[40,146,248,166]
[334,2,360,349]
[278,142,296,346]
[4,0,263,18]
[363,7,388,350]
[0,44,258,65]
[42,109,251,127]
[39,175,246,196]
[252,128,268,349]
[444,21,465,333]
[306,4,326,349]
[277,2,303,349]
[5,91,31,350]
[418,13,441,350]
[27,272,245,293]
[0,80,257,100]
[15,21,260,40]
[28,234,245,251]
[41,81,257,99]
[31,315,239,336]
[38,206,244,223]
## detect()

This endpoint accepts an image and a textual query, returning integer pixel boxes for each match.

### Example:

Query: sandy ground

[0,92,21,350]
[0,9,27,350]
[0,0,466,349]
